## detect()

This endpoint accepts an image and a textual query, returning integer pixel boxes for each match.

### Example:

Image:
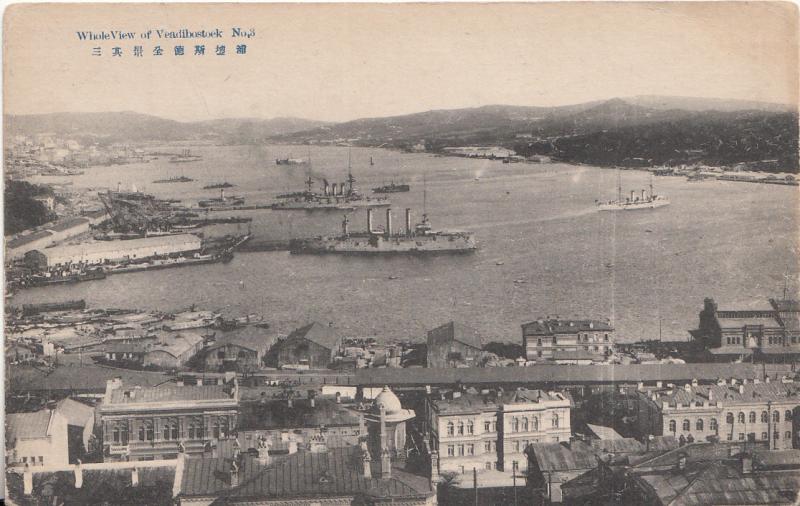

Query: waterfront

[16,144,799,343]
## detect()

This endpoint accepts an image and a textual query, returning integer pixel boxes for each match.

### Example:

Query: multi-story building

[427,388,572,474]
[98,378,239,462]
[522,318,614,362]
[635,378,800,449]
[694,297,800,360]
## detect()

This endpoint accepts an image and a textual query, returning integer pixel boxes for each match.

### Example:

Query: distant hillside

[4,112,328,145]
[271,97,799,172]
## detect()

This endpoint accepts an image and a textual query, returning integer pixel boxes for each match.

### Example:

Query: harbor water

[17,144,800,343]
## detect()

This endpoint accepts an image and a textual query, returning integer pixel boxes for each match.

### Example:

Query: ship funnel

[405,209,412,236]
[641,189,646,200]
[117,182,121,192]
[339,183,345,196]
[367,208,374,234]
[385,208,392,237]
[220,188,225,200]
[324,182,330,196]
[331,183,337,196]
[630,190,635,202]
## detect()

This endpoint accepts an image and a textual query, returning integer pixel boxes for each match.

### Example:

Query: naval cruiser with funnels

[289,207,477,254]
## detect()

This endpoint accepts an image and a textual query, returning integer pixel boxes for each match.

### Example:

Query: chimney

[229,460,239,488]
[257,437,271,465]
[362,448,372,478]
[23,464,33,495]
[288,438,298,454]
[288,396,293,408]
[637,382,644,391]
[385,208,392,237]
[381,447,392,479]
[105,377,122,401]
[131,467,139,487]
[691,378,698,387]
[766,376,771,383]
[74,460,83,489]
[405,209,412,235]
[176,380,184,387]
[677,454,687,471]
[197,378,203,386]
[335,392,341,404]
[656,381,663,388]
[684,384,691,392]
[646,434,654,452]
[730,378,737,386]
[741,454,753,474]
[708,390,714,401]
[309,390,316,408]
[367,209,374,234]
[739,385,745,395]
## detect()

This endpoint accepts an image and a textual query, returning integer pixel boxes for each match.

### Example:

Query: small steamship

[289,207,477,254]
[271,174,390,211]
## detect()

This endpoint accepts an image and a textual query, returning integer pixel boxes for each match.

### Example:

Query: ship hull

[272,199,390,211]
[597,199,670,211]
[289,233,477,254]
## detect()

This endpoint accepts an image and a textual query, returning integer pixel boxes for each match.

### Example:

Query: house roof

[144,332,203,359]
[238,398,362,431]
[552,350,606,361]
[107,385,233,405]
[427,321,483,351]
[429,389,569,415]
[522,319,613,335]
[527,441,599,473]
[8,364,170,393]
[647,382,800,408]
[180,447,433,500]
[205,331,275,355]
[286,322,341,350]
[589,438,645,454]
[586,424,624,440]
[6,410,54,442]
[55,398,94,426]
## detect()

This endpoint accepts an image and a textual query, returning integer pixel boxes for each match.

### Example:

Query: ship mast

[617,170,622,203]
[649,173,654,199]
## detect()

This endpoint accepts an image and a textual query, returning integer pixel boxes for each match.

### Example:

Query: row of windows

[668,410,793,433]
[21,456,44,465]
[446,444,475,457]
[533,335,610,346]
[107,416,231,444]
[723,431,791,441]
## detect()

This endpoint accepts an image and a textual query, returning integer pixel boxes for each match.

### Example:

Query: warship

[597,172,670,211]
[153,175,194,184]
[372,181,410,193]
[271,174,390,210]
[203,181,236,189]
[289,207,477,254]
[199,188,245,208]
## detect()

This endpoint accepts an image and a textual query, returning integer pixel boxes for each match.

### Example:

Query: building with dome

[364,386,417,463]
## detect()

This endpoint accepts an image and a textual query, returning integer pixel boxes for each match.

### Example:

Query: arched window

[682,419,690,431]
[212,419,221,439]
[522,418,529,431]
[467,421,474,435]
[188,417,202,439]
[513,418,519,432]
[532,417,539,431]
[163,418,178,440]
[696,419,704,431]
[786,410,793,421]
[773,411,780,423]
[139,420,153,441]
[749,412,756,424]
[726,413,734,424]
[737,412,745,424]
[710,418,718,431]
[669,420,676,432]
[761,411,768,423]
[552,413,559,428]
[447,422,454,436]
[786,431,793,441]
[458,422,465,435]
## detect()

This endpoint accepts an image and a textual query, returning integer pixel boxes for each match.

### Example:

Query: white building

[25,234,203,269]
[6,410,69,468]
[427,388,572,474]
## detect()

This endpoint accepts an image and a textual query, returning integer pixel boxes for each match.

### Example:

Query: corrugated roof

[429,389,567,415]
[355,363,781,386]
[522,319,613,336]
[180,447,433,500]
[108,385,232,404]
[528,441,599,472]
[427,321,483,351]
[648,382,800,407]
[8,364,170,393]
[55,398,94,426]
[286,322,341,350]
[6,410,53,441]
[238,398,361,431]
[205,332,274,355]
[144,332,203,359]
[586,424,624,440]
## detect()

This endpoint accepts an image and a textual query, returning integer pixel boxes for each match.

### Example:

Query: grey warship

[289,207,477,254]
[271,173,390,211]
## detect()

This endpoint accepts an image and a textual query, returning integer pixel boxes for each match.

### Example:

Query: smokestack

[131,467,139,487]
[367,209,374,234]
[338,182,344,196]
[630,190,635,201]
[220,188,225,200]
[117,182,121,192]
[386,208,392,237]
[405,208,412,235]
[642,189,646,200]
[324,182,330,196]
[331,183,337,196]
[74,460,83,489]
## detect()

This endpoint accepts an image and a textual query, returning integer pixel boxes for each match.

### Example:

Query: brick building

[522,318,614,362]
[426,388,572,474]
[426,321,483,368]
[98,379,239,462]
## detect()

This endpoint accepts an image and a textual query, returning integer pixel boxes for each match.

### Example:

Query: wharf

[188,204,274,212]
[237,238,291,252]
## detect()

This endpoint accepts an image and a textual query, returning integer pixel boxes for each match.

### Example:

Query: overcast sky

[4,2,798,122]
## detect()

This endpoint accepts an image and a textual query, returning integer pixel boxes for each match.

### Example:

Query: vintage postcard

[3,2,799,504]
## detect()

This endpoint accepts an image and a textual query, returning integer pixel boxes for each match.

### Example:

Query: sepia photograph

[2,2,799,504]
